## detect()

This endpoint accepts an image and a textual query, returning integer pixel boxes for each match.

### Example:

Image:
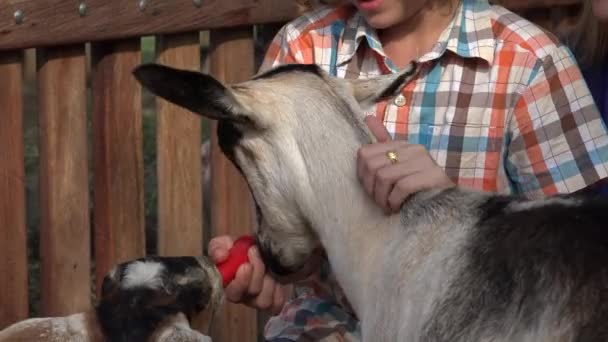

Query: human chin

[592,0,608,20]
[360,12,402,29]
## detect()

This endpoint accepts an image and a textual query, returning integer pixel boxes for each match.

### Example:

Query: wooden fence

[0,0,582,341]
[0,1,296,341]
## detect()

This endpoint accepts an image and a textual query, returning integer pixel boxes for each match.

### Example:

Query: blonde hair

[571,0,608,67]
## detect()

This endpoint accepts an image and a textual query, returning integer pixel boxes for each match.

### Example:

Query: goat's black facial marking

[217,120,245,169]
[151,256,202,276]
[376,62,418,100]
[252,63,323,80]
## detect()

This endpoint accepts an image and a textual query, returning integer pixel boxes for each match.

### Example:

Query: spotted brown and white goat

[0,256,223,342]
[134,63,608,342]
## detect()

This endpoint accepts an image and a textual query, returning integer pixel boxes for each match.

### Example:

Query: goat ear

[100,266,121,299]
[133,63,244,121]
[348,61,418,106]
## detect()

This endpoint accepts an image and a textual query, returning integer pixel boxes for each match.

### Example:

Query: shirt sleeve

[506,45,608,199]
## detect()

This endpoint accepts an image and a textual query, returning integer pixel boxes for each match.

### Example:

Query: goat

[0,256,223,342]
[133,62,608,342]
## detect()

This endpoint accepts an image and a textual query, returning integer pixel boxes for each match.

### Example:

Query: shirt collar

[336,0,495,70]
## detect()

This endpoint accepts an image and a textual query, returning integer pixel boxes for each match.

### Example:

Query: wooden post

[37,45,91,316]
[208,27,258,342]
[91,40,145,293]
[0,52,29,329]
[154,33,209,334]
[155,33,203,258]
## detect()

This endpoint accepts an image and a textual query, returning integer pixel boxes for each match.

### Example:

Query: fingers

[358,152,387,196]
[365,115,392,142]
[209,235,263,304]
[247,246,266,295]
[211,238,287,315]
[250,275,276,310]
[208,235,234,263]
[357,140,410,194]
[358,142,426,195]
[385,171,427,212]
[206,237,295,316]
[357,140,453,213]
[386,167,455,213]
[372,154,430,212]
[241,278,288,315]
[224,263,253,303]
[270,284,288,315]
[224,245,267,303]
[373,163,408,213]
[358,140,408,161]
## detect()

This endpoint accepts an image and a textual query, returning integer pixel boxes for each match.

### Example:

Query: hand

[357,115,454,214]
[208,235,288,315]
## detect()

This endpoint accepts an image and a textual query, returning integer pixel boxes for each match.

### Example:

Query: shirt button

[394,94,406,107]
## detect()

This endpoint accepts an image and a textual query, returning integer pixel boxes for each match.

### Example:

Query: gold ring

[386,151,398,164]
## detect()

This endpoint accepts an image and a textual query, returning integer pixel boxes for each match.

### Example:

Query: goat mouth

[254,235,324,284]
[254,235,303,278]
[251,191,320,282]
[251,202,297,277]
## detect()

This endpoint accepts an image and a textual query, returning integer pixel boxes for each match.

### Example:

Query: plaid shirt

[258,1,608,340]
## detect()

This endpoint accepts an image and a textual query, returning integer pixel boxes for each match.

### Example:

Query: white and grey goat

[134,62,608,342]
[0,256,223,342]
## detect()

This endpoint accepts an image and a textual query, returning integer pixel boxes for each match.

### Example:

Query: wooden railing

[0,0,582,341]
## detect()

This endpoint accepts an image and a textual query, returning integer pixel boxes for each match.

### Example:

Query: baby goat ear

[100,266,121,300]
[133,63,245,121]
[348,61,418,106]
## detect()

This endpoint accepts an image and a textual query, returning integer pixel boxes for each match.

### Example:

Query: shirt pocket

[434,106,508,190]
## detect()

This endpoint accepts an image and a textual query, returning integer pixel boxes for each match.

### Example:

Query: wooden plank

[92,40,145,294]
[155,33,203,257]
[0,52,28,329]
[0,0,298,51]
[492,0,581,10]
[208,27,258,342]
[37,45,91,316]
[155,33,214,335]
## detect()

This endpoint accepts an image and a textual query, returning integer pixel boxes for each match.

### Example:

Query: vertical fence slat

[92,40,145,293]
[156,33,203,257]
[155,31,209,335]
[209,27,258,342]
[0,52,28,328]
[37,46,91,316]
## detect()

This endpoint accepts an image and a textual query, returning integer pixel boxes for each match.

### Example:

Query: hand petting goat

[357,115,455,214]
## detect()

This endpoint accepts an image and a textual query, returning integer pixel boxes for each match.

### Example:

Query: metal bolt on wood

[193,0,203,7]
[14,10,24,24]
[78,3,88,16]
[138,0,147,11]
